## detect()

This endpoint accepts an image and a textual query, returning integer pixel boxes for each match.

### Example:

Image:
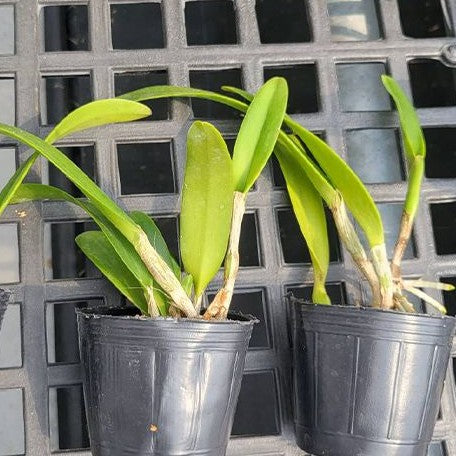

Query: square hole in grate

[0,5,14,55]
[376,203,416,259]
[337,63,391,112]
[288,283,347,305]
[44,221,100,280]
[255,0,311,43]
[424,128,456,178]
[277,208,341,264]
[0,147,16,189]
[346,129,404,184]
[0,303,22,369]
[185,0,237,45]
[117,142,176,195]
[264,64,319,114]
[207,289,270,348]
[189,69,243,119]
[431,201,456,255]
[46,299,103,364]
[115,70,169,120]
[427,441,447,456]
[49,385,89,451]
[110,3,164,49]
[0,389,24,455]
[441,276,456,316]
[0,224,19,284]
[43,5,89,52]
[408,59,456,108]
[49,145,95,198]
[41,74,92,125]
[327,0,382,41]
[0,77,15,125]
[232,370,280,436]
[398,0,451,38]
[239,212,261,267]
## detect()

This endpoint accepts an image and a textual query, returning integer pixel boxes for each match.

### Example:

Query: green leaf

[45,99,151,144]
[275,141,331,304]
[11,183,168,315]
[286,120,384,248]
[0,124,142,245]
[381,75,425,161]
[382,75,425,218]
[180,121,234,297]
[0,99,151,219]
[76,231,148,314]
[130,211,181,278]
[232,77,288,192]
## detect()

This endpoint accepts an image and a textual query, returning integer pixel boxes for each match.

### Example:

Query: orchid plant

[0,78,288,319]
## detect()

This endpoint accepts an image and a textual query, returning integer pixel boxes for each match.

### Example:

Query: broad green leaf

[222,85,385,248]
[0,99,151,219]
[382,75,425,218]
[46,99,151,144]
[233,77,288,192]
[130,211,181,278]
[76,231,148,314]
[275,141,330,305]
[11,183,167,315]
[180,121,234,297]
[0,124,142,245]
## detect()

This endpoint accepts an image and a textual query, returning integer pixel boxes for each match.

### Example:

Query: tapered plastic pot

[77,306,257,456]
[290,300,456,456]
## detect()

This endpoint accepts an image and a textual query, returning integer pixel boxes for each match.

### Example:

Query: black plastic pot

[291,300,456,456]
[77,307,257,456]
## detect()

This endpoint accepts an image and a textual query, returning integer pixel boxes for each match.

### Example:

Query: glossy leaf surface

[180,121,234,297]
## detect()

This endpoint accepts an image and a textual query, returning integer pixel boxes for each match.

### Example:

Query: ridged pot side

[291,301,456,456]
[77,307,257,456]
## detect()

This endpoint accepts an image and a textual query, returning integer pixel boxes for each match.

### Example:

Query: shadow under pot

[290,300,456,456]
[76,307,257,456]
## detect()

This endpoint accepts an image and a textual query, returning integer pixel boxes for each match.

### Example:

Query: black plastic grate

[0,0,455,455]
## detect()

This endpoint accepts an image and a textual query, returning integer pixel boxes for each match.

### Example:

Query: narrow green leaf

[76,231,148,314]
[381,75,425,161]
[45,99,151,144]
[130,211,181,278]
[0,124,142,245]
[180,121,234,297]
[232,77,288,192]
[0,99,151,219]
[275,141,331,304]
[285,121,384,248]
[11,183,168,315]
[382,75,425,218]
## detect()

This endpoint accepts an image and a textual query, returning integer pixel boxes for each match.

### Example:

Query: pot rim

[76,305,259,326]
[289,295,456,324]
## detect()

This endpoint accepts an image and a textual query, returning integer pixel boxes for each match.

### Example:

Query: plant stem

[330,194,381,307]
[204,191,246,320]
[194,295,203,314]
[370,243,394,309]
[145,287,160,317]
[391,211,413,281]
[137,230,198,318]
